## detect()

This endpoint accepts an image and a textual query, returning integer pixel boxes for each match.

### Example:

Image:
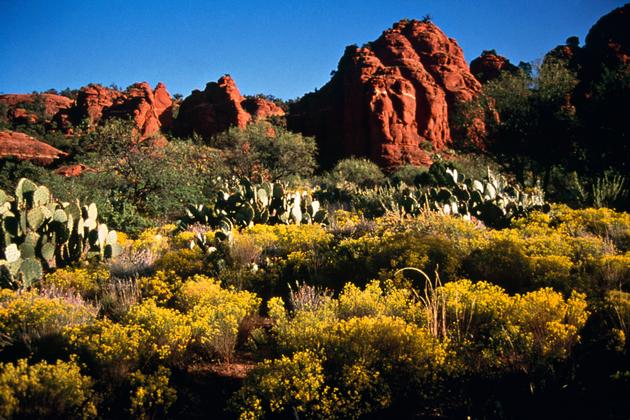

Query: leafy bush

[211,122,318,182]
[323,158,386,188]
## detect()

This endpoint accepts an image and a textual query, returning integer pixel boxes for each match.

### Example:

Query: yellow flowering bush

[125,299,193,366]
[129,366,177,419]
[66,319,150,378]
[131,225,176,254]
[233,350,340,419]
[137,270,183,304]
[607,290,630,347]
[439,280,515,368]
[512,288,588,362]
[337,280,421,322]
[154,248,208,278]
[0,358,97,419]
[177,275,260,362]
[244,223,333,255]
[42,266,109,298]
[0,290,97,352]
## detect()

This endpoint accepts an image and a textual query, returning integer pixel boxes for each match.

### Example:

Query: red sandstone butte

[470,50,519,83]
[0,130,67,165]
[174,75,253,139]
[288,19,482,168]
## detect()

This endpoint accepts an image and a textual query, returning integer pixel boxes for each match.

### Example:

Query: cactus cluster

[179,178,328,231]
[0,178,122,288]
[387,167,550,228]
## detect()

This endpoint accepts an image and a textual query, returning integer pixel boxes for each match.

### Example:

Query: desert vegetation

[1,4,629,419]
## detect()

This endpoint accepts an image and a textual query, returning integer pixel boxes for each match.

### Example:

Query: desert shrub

[336,281,422,323]
[0,290,97,358]
[245,224,333,256]
[0,358,97,419]
[66,319,151,379]
[129,366,177,419]
[211,122,318,182]
[78,120,224,230]
[154,248,207,278]
[98,278,142,321]
[335,230,464,286]
[512,289,588,364]
[125,299,192,366]
[390,164,428,185]
[137,270,183,305]
[177,276,261,362]
[323,158,386,188]
[232,350,339,419]
[42,266,109,298]
[238,300,448,419]
[607,290,630,348]
[439,280,514,369]
[554,206,630,252]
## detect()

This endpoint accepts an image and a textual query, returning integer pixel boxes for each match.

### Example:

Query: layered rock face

[470,51,519,83]
[174,76,285,139]
[288,19,482,168]
[0,93,73,126]
[57,82,173,138]
[0,130,67,165]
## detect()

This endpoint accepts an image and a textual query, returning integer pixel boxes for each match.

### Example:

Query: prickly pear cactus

[0,178,122,289]
[178,177,329,231]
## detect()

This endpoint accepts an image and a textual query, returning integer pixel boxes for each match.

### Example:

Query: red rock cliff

[288,19,482,169]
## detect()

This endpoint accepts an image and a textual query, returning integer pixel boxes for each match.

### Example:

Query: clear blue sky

[0,0,626,99]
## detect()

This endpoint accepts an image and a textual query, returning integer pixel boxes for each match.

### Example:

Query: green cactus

[0,178,121,288]
[178,178,328,231]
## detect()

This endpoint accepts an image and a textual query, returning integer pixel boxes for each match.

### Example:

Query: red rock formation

[288,19,482,168]
[174,75,253,139]
[242,97,286,121]
[0,130,67,165]
[55,163,94,177]
[57,82,173,139]
[470,50,519,83]
[102,82,174,138]
[0,93,73,126]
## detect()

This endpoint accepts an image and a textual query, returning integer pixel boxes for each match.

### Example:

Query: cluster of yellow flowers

[0,358,97,419]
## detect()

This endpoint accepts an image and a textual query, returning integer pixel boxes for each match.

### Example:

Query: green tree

[211,122,318,182]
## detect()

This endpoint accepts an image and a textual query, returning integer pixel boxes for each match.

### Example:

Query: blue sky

[0,0,626,99]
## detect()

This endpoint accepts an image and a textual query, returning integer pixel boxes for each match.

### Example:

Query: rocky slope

[288,19,482,168]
